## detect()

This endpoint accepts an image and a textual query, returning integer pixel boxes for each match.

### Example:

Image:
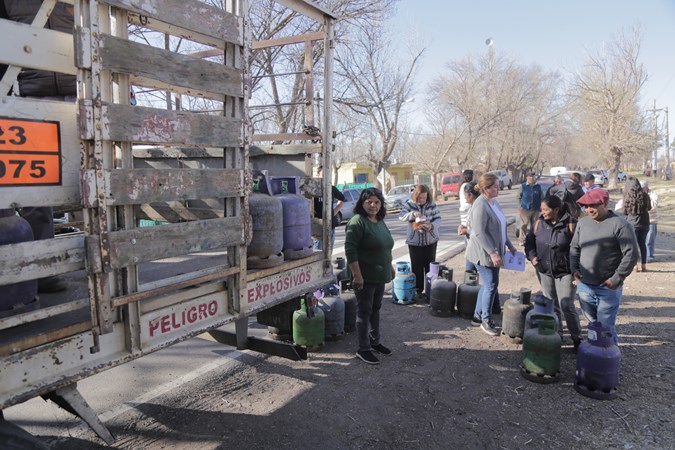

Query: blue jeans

[355,282,384,351]
[576,282,622,344]
[474,264,499,321]
[646,224,657,260]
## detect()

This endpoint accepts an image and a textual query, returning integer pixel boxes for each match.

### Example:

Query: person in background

[466,173,517,335]
[642,180,658,262]
[617,177,651,272]
[312,166,344,252]
[517,170,542,246]
[570,188,638,344]
[524,195,582,352]
[1,0,76,293]
[458,169,474,227]
[545,175,564,198]
[345,188,394,365]
[458,181,480,274]
[582,173,599,193]
[399,184,441,301]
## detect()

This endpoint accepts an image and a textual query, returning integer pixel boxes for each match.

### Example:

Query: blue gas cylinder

[247,172,285,269]
[575,321,621,400]
[392,261,416,305]
[424,262,442,302]
[317,285,345,340]
[524,293,559,332]
[272,177,312,260]
[0,210,39,317]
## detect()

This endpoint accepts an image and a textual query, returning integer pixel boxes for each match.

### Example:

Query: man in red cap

[569,188,638,343]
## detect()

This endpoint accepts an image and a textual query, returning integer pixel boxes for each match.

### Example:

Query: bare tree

[569,28,653,188]
[334,20,425,189]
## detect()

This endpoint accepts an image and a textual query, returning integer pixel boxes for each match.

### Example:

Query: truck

[0,0,337,444]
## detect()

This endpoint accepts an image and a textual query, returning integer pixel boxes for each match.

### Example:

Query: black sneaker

[371,343,392,356]
[573,339,582,354]
[471,316,482,326]
[356,350,380,365]
[481,320,499,336]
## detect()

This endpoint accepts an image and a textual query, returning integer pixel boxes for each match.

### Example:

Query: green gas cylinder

[520,315,561,384]
[292,296,325,351]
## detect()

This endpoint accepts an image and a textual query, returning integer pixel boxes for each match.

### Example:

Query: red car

[440,172,462,200]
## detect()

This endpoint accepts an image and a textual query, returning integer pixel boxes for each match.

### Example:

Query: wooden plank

[252,31,324,50]
[102,168,243,206]
[0,19,75,76]
[97,33,242,98]
[107,217,244,269]
[135,202,224,222]
[0,235,85,285]
[129,75,231,103]
[0,321,92,358]
[132,146,224,159]
[251,132,322,142]
[139,281,224,314]
[106,0,243,46]
[0,98,81,209]
[250,143,322,156]
[0,299,89,332]
[113,266,238,308]
[100,103,243,147]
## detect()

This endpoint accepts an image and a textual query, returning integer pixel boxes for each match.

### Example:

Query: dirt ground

[45,181,675,449]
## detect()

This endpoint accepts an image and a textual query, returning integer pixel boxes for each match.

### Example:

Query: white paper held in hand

[503,251,526,272]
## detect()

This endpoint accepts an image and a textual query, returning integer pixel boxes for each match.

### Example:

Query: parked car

[617,171,627,182]
[488,169,512,190]
[440,172,463,200]
[385,184,416,211]
[535,175,557,194]
[339,188,363,222]
[549,166,568,176]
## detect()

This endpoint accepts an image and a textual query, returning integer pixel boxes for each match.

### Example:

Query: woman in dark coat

[620,177,651,272]
[524,195,582,350]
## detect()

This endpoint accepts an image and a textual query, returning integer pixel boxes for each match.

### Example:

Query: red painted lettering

[208,300,217,315]
[149,319,159,337]
[187,306,197,323]
[198,303,207,319]
[161,315,171,333]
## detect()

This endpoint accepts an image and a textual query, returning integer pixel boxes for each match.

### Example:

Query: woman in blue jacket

[399,185,441,300]
[524,195,582,351]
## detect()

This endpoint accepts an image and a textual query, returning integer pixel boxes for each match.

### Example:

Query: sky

[390,0,675,136]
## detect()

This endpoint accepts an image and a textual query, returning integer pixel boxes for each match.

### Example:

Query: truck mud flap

[207,329,307,361]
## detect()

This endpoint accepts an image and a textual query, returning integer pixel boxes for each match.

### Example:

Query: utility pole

[664,107,671,180]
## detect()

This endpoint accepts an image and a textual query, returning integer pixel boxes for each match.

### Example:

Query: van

[549,166,568,176]
[440,172,462,200]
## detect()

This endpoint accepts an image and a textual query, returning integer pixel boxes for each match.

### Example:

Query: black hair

[622,177,649,216]
[541,194,570,217]
[463,181,480,198]
[354,188,386,221]
[462,169,474,183]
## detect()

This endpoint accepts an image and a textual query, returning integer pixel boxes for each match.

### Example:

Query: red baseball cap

[577,188,609,206]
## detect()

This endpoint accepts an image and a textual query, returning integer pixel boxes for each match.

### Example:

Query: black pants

[636,228,648,265]
[408,242,438,292]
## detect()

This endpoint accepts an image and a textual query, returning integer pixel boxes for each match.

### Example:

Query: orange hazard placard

[0,117,61,186]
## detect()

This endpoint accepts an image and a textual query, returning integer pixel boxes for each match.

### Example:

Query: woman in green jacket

[345,188,394,365]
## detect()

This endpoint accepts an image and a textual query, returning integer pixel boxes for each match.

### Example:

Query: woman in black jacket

[620,177,651,272]
[524,195,582,350]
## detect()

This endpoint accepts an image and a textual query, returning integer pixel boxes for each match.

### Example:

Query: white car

[617,171,627,182]
[488,169,512,190]
[385,184,416,211]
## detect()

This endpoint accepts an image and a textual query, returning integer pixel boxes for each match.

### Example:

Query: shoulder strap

[568,222,574,236]
[534,219,540,235]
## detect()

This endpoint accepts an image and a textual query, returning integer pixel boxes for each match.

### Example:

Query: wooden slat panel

[251,132,321,142]
[0,235,85,285]
[106,0,243,46]
[97,33,242,98]
[0,321,92,358]
[250,143,322,156]
[107,217,244,269]
[0,19,75,75]
[136,202,224,222]
[0,98,81,209]
[129,75,230,103]
[103,168,243,205]
[0,298,89,332]
[100,103,242,147]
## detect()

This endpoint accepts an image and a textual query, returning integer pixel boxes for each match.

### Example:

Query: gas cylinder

[292,296,324,351]
[317,285,345,340]
[429,268,457,317]
[272,177,312,260]
[340,281,357,333]
[521,315,561,383]
[425,262,442,302]
[575,321,621,400]
[501,288,533,341]
[456,270,480,319]
[247,173,285,269]
[0,210,39,317]
[392,261,416,305]
[524,293,559,332]
[333,257,349,285]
